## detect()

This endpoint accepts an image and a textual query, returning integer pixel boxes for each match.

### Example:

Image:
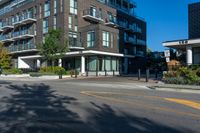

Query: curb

[149,86,200,94]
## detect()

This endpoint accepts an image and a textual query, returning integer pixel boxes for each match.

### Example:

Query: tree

[0,42,11,69]
[37,29,69,66]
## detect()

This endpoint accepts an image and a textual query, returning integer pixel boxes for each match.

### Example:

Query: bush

[196,68,200,77]
[29,72,56,77]
[54,67,66,75]
[165,77,187,85]
[164,66,200,85]
[39,66,68,75]
[3,68,23,74]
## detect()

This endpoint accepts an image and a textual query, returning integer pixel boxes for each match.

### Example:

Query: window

[43,18,48,34]
[102,31,110,47]
[69,32,77,47]
[44,0,50,17]
[68,16,72,30]
[53,16,57,29]
[70,0,77,14]
[54,0,57,14]
[87,31,95,47]
[110,33,114,48]
[60,0,63,12]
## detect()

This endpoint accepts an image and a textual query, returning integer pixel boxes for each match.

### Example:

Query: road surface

[0,78,199,133]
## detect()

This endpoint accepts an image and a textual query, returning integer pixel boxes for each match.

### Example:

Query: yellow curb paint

[165,98,200,110]
[80,91,200,119]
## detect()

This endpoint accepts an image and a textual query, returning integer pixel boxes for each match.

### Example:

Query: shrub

[196,68,200,77]
[3,68,23,74]
[165,77,187,85]
[163,71,178,78]
[39,66,67,75]
[54,67,66,75]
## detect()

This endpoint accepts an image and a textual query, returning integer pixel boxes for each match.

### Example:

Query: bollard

[86,70,88,77]
[105,70,107,76]
[113,70,115,76]
[75,70,77,78]
[146,69,149,82]
[138,69,141,80]
[96,69,98,77]
[155,70,158,79]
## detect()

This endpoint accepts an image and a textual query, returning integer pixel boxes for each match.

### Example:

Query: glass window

[53,16,57,29]
[105,56,111,71]
[87,31,95,47]
[68,16,72,30]
[70,0,77,15]
[88,56,97,71]
[54,0,57,14]
[102,31,110,47]
[44,0,50,17]
[43,18,48,34]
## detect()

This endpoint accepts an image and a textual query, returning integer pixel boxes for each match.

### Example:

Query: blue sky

[134,0,200,51]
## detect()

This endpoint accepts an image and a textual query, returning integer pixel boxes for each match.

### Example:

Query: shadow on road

[0,83,193,133]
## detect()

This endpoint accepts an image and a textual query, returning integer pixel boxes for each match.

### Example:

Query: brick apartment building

[0,0,146,75]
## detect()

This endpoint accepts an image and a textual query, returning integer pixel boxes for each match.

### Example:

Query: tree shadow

[0,83,89,133]
[0,83,195,133]
[86,102,194,133]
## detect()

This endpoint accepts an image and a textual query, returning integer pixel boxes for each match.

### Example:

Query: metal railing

[83,9,103,20]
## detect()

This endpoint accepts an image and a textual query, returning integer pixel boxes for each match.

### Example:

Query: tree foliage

[37,29,68,66]
[0,42,11,69]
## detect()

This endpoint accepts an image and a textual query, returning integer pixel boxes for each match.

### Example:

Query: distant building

[163,2,200,65]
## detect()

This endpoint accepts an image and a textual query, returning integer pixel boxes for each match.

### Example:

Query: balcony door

[90,6,96,17]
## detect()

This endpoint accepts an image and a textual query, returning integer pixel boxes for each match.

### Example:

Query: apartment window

[70,0,77,15]
[53,16,57,29]
[69,32,77,46]
[54,0,57,14]
[87,31,95,47]
[110,33,114,48]
[60,0,63,12]
[39,4,42,18]
[44,0,50,17]
[102,31,110,47]
[68,16,72,30]
[43,18,48,34]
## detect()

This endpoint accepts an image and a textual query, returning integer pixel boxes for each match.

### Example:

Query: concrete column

[36,59,41,68]
[81,56,85,74]
[186,45,193,65]
[58,59,62,67]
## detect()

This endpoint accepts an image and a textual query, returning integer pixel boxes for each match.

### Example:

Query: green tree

[0,42,11,69]
[37,29,69,66]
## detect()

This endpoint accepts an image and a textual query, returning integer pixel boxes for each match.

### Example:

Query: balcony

[1,24,14,31]
[105,18,118,28]
[137,39,146,46]
[83,9,104,23]
[69,40,84,50]
[125,25,142,34]
[0,34,14,43]
[12,29,35,40]
[124,37,136,44]
[8,43,37,54]
[13,13,36,27]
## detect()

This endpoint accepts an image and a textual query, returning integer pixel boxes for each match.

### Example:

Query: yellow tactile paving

[165,98,200,110]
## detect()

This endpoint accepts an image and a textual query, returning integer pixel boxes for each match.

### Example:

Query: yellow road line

[165,98,200,110]
[80,91,200,119]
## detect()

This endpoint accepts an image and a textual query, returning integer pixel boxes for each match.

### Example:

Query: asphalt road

[0,78,200,133]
